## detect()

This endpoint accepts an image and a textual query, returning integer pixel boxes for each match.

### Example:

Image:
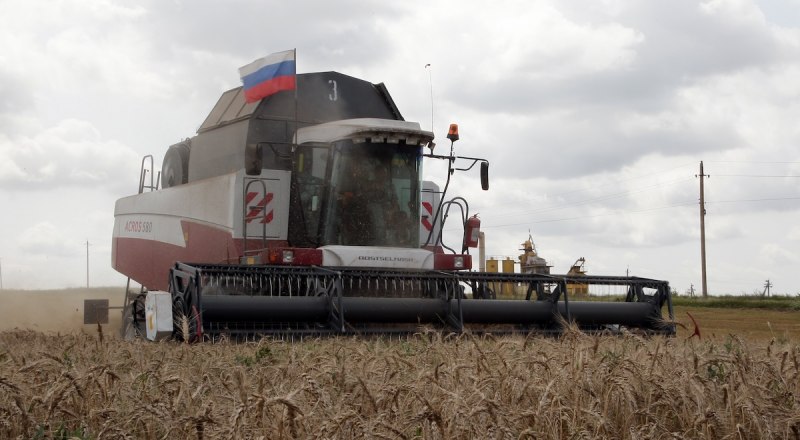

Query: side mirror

[245,143,263,175]
[480,161,489,190]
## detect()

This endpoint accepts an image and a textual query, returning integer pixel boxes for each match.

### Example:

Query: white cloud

[18,222,81,258]
[700,0,767,23]
[0,119,139,191]
[757,242,800,264]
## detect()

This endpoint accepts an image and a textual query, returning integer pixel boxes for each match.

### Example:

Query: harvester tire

[162,141,190,188]
[123,294,146,340]
[119,303,136,340]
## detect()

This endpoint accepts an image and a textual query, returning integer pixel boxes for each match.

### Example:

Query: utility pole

[696,161,710,298]
[763,279,772,297]
[85,240,90,288]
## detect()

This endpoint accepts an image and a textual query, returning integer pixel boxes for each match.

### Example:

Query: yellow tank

[499,257,515,297]
[502,257,515,274]
[566,257,589,297]
[484,258,501,298]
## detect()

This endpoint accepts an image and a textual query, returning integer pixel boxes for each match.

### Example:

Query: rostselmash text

[357,256,416,263]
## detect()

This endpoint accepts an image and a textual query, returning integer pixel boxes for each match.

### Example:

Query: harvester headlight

[453,256,465,269]
[282,250,295,264]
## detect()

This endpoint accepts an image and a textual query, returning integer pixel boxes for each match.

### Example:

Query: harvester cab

[282,117,484,269]
[112,71,675,341]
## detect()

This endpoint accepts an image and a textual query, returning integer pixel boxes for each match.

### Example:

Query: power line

[480,162,696,212]
[462,195,799,231]
[480,200,697,229]
[706,160,800,164]
[552,161,696,196]
[482,176,694,219]
[477,160,793,212]
[468,162,796,230]
[707,196,800,204]
[714,174,800,178]
[481,172,795,220]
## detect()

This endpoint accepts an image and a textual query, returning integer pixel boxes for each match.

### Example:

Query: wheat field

[1,329,798,439]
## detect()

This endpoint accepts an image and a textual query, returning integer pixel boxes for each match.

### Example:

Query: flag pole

[293,48,298,152]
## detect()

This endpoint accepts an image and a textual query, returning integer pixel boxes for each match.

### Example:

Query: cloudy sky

[1,0,798,295]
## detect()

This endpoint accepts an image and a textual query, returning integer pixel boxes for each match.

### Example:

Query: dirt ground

[673,305,800,341]
[0,287,125,334]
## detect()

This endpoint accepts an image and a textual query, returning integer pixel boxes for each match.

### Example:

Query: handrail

[137,155,160,193]
[242,178,270,259]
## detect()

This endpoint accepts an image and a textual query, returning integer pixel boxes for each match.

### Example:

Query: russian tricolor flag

[239,49,296,103]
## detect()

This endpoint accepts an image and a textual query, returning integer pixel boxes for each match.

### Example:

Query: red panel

[434,253,473,271]
[267,248,323,266]
[113,219,303,289]
[113,221,237,290]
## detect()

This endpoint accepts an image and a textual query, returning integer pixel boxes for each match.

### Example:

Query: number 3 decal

[328,79,338,101]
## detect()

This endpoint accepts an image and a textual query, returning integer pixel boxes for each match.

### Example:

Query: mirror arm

[423,154,488,172]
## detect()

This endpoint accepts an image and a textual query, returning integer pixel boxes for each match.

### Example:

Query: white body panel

[321,245,435,269]
[113,169,291,245]
[419,181,442,247]
[241,173,291,239]
[145,291,173,341]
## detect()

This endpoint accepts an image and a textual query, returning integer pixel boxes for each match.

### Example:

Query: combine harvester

[112,70,675,341]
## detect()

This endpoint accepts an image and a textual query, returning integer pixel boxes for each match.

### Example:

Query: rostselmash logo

[357,256,416,263]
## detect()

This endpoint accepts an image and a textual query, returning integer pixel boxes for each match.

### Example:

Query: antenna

[425,63,434,133]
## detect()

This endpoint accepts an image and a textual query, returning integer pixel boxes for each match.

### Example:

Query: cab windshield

[293,140,421,247]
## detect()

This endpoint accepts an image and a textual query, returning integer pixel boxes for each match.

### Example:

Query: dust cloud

[0,287,125,335]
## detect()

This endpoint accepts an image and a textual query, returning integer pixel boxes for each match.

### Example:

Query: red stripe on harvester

[421,202,433,231]
[245,192,275,223]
